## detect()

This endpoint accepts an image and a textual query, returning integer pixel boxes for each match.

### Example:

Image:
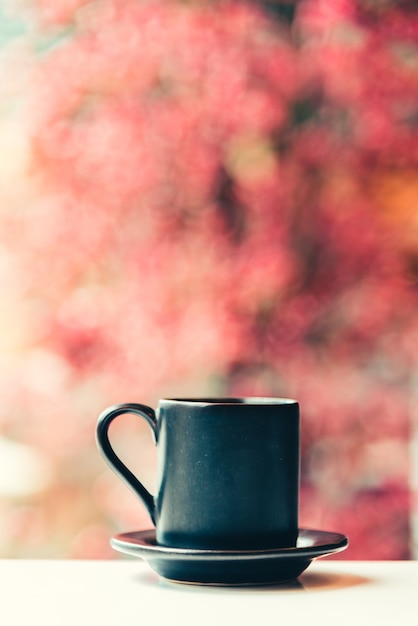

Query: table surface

[1,558,418,626]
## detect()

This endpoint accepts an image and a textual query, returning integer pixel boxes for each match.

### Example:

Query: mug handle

[96,403,158,525]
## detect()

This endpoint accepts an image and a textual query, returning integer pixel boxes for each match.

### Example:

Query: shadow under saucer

[299,569,372,592]
[133,567,371,594]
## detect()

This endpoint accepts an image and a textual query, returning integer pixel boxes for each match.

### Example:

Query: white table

[1,559,417,626]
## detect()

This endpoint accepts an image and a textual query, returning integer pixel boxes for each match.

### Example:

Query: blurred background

[0,0,417,560]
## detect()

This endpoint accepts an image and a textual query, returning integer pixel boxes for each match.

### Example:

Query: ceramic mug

[96,397,300,550]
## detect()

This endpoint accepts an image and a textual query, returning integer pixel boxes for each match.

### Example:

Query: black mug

[96,397,300,550]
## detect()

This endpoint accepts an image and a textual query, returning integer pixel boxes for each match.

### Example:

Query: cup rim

[160,397,298,406]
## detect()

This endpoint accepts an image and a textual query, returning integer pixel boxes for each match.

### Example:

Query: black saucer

[111,528,348,586]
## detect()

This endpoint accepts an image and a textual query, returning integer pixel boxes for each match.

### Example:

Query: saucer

[111,528,349,586]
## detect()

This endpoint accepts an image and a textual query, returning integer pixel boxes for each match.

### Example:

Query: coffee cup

[96,397,300,550]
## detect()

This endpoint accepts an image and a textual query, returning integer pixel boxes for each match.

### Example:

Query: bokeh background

[1,0,417,560]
